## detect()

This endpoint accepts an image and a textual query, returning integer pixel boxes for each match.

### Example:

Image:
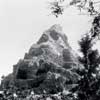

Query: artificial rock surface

[1,24,82,94]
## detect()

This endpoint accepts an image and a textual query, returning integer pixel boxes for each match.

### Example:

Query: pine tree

[70,32,100,100]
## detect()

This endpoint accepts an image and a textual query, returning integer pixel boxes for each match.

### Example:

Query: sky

[0,0,100,79]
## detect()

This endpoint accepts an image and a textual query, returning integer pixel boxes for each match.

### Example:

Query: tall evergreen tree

[69,16,100,99]
[70,33,100,100]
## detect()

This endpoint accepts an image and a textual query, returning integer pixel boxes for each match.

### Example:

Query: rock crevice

[1,24,82,94]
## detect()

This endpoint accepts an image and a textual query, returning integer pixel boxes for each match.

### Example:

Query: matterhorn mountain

[1,24,82,95]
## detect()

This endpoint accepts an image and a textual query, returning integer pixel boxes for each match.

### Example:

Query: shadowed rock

[50,30,59,40]
[37,34,49,44]
[1,24,82,94]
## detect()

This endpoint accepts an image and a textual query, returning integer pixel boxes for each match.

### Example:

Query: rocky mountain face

[1,24,82,94]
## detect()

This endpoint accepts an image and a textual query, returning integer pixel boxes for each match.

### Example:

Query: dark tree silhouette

[70,34,100,100]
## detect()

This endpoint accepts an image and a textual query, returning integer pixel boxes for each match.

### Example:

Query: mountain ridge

[1,24,82,94]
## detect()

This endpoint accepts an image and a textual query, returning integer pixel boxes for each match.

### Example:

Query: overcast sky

[0,0,99,79]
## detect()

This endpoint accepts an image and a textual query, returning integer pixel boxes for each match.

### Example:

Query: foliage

[48,0,100,17]
[70,33,100,100]
[48,0,64,17]
[48,1,100,100]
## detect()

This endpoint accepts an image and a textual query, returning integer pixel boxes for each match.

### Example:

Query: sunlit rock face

[2,24,82,94]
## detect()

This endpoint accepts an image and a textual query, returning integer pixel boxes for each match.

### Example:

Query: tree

[70,33,100,100]
[48,0,100,100]
[48,0,100,17]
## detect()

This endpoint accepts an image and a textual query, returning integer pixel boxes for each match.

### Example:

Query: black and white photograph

[0,0,100,100]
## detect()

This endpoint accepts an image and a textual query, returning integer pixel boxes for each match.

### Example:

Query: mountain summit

[1,25,82,94]
[49,24,63,33]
